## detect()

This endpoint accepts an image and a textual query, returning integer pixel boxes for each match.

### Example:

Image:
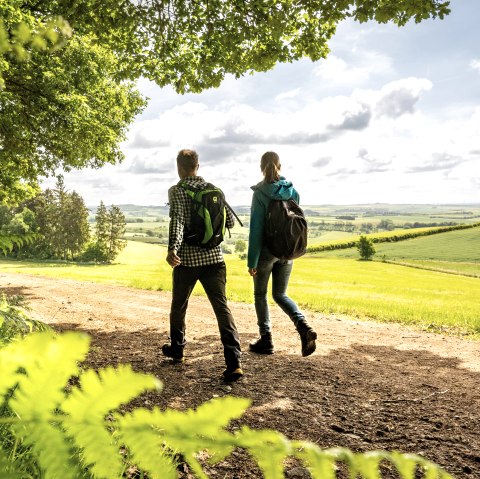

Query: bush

[78,241,109,263]
[357,235,376,260]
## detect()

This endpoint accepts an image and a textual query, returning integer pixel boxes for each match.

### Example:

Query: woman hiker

[247,151,317,357]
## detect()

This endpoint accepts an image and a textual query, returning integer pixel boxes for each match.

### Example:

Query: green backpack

[179,182,242,248]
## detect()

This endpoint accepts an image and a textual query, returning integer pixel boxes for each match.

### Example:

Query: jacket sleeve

[168,186,186,252]
[293,188,300,204]
[247,191,265,269]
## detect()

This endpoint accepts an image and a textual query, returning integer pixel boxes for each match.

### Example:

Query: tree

[0,13,71,88]
[357,235,376,261]
[0,32,146,203]
[235,239,247,254]
[378,219,395,231]
[1,0,451,202]
[17,178,90,259]
[95,201,109,250]
[62,191,90,260]
[105,205,126,262]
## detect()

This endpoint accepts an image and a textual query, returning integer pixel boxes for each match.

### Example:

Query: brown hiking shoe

[161,344,185,363]
[222,367,244,382]
[249,333,274,354]
[298,327,317,357]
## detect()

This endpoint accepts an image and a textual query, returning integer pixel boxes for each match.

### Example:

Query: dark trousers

[169,262,241,369]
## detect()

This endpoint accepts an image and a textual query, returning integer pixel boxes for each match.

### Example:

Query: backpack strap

[225,201,243,227]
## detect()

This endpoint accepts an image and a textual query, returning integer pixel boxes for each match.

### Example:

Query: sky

[44,0,480,207]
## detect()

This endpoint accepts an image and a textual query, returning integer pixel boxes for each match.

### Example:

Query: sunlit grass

[1,240,479,335]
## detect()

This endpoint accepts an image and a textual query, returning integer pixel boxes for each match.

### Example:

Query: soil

[1,271,479,479]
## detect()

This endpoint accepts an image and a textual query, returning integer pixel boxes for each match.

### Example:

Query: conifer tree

[94,201,109,257]
[63,192,90,260]
[105,205,126,262]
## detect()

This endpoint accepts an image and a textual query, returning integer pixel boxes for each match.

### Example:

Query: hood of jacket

[251,177,295,200]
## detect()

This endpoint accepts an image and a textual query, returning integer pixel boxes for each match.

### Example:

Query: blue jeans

[253,247,305,335]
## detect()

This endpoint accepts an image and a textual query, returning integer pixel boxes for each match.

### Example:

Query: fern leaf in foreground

[235,427,292,479]
[293,445,453,479]
[62,365,161,478]
[117,421,178,479]
[118,397,250,478]
[0,332,456,479]
[0,446,24,479]
[3,332,90,479]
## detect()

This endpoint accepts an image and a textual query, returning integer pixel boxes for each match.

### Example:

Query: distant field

[1,240,479,336]
[310,231,357,241]
[383,260,480,278]
[313,226,480,263]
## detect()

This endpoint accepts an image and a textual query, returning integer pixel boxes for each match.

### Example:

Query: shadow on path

[51,321,480,479]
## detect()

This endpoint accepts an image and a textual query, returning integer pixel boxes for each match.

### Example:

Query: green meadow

[316,226,480,275]
[1,236,479,336]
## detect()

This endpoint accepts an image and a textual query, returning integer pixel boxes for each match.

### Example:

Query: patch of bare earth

[1,272,479,478]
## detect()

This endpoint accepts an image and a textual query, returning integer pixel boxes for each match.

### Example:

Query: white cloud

[275,88,301,101]
[470,59,480,73]
[374,78,432,118]
[313,52,394,86]
[54,2,480,207]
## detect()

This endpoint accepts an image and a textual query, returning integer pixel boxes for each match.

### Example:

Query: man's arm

[167,186,186,267]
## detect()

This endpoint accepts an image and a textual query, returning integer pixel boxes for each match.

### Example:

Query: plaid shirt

[168,176,235,267]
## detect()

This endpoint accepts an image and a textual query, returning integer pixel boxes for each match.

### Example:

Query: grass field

[1,239,479,336]
[314,225,480,265]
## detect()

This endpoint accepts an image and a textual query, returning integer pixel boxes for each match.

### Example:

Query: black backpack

[179,182,242,248]
[264,199,308,260]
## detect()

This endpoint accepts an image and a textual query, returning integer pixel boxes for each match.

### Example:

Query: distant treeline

[306,223,480,253]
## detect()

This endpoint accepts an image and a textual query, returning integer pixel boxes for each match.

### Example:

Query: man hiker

[163,149,243,382]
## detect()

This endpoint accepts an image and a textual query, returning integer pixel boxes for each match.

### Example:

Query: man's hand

[248,268,257,277]
[166,250,181,268]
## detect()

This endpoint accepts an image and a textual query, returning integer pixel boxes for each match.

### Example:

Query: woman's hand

[248,268,257,277]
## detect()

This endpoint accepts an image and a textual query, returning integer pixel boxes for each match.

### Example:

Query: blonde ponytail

[260,151,281,183]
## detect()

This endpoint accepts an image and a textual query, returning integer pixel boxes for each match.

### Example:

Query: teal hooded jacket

[247,177,300,269]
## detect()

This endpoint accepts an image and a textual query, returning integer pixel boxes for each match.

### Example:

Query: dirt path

[1,271,479,478]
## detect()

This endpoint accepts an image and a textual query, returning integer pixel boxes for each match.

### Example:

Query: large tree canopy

[0,0,450,204]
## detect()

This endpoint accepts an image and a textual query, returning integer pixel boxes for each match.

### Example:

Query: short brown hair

[260,151,281,183]
[177,149,199,171]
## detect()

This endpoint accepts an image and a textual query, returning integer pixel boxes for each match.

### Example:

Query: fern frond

[8,332,89,412]
[3,333,90,479]
[0,237,13,254]
[62,364,161,478]
[118,397,250,478]
[235,427,291,479]
[389,452,454,479]
[292,441,337,479]
[0,232,38,254]
[0,294,50,346]
[117,416,177,479]
[11,420,77,479]
[0,446,24,479]
[0,332,87,398]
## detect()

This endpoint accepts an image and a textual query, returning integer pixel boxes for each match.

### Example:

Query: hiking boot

[161,343,184,363]
[249,333,274,354]
[222,367,244,382]
[296,322,317,357]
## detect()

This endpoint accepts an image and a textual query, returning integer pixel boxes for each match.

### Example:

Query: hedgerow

[306,223,480,254]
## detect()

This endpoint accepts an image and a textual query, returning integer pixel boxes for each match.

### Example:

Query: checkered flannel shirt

[168,176,235,267]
